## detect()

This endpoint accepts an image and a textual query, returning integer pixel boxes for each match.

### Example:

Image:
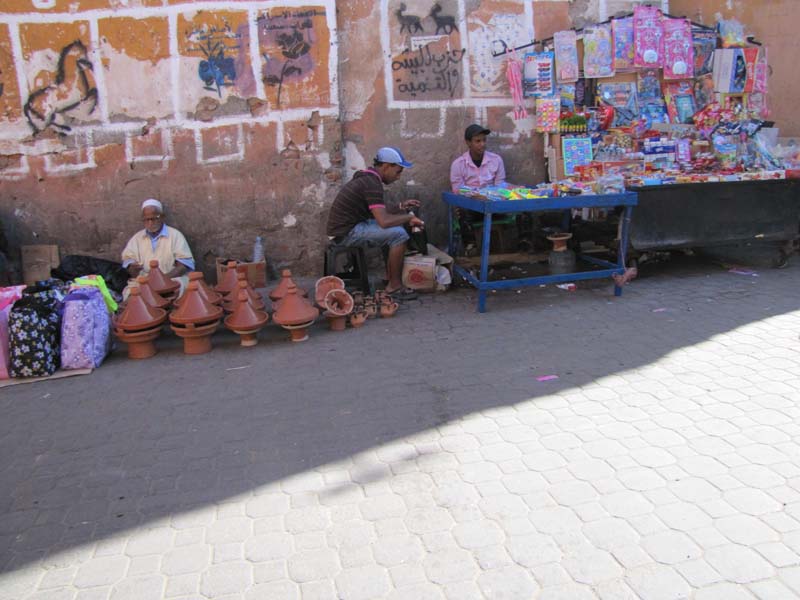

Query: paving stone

[334,565,391,600]
[562,547,622,585]
[477,565,539,599]
[625,563,692,600]
[286,549,340,583]
[705,544,775,583]
[245,580,299,600]
[199,561,252,597]
[641,530,702,564]
[74,556,129,589]
[161,545,210,575]
[109,574,164,600]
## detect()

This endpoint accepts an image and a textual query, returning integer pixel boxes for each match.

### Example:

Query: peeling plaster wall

[0,0,608,277]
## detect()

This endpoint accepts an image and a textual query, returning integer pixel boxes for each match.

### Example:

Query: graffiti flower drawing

[263,21,312,107]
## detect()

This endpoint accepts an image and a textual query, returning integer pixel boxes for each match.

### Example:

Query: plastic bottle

[252,236,264,264]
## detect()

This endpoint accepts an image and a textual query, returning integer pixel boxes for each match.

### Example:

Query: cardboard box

[22,244,59,285]
[402,255,437,292]
[215,258,266,289]
[402,244,454,292]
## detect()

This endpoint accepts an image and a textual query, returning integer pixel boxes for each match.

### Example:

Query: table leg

[447,203,454,256]
[478,211,492,313]
[614,205,634,297]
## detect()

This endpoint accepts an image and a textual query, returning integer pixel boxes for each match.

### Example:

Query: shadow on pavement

[1,255,798,572]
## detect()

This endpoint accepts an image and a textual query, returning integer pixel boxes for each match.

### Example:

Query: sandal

[385,287,418,301]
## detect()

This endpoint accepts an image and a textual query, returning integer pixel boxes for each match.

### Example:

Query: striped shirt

[450,150,506,192]
[326,170,385,237]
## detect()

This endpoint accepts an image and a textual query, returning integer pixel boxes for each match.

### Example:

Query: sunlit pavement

[2,256,800,599]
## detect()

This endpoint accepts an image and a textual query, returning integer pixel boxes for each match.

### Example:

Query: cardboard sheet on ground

[0,368,92,388]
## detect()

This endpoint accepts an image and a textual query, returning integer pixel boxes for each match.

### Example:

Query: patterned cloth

[61,288,111,370]
[8,285,64,378]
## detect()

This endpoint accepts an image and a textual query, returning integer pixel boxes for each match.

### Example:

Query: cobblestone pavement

[2,256,800,600]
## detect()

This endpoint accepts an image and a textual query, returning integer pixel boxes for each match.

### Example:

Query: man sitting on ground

[122,198,195,297]
[326,147,424,301]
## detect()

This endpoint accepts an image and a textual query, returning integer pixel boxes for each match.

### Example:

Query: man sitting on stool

[326,147,424,301]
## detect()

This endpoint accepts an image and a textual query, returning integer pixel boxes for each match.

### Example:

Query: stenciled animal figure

[23,40,97,135]
[396,3,424,34]
[430,3,458,35]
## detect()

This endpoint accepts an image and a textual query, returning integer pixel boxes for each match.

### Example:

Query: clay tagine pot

[315,275,345,307]
[546,232,573,252]
[113,287,167,359]
[115,286,168,332]
[350,310,367,329]
[380,300,399,318]
[269,269,307,304]
[223,272,262,304]
[113,326,161,359]
[224,280,266,314]
[272,282,319,342]
[323,289,353,332]
[170,281,223,355]
[215,261,240,296]
[146,259,180,296]
[224,287,269,347]
[136,275,171,309]
[176,272,222,308]
[364,298,377,319]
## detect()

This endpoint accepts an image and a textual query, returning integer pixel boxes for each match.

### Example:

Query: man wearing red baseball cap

[326,147,424,300]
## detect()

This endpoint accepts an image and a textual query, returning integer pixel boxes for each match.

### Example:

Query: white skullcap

[141,198,163,212]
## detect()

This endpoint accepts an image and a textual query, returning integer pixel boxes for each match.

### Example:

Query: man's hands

[127,262,143,278]
[399,199,421,211]
[409,215,425,229]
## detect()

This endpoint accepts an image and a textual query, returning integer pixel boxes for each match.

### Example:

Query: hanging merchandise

[612,17,635,71]
[754,47,768,94]
[583,23,615,78]
[717,16,746,48]
[558,83,576,111]
[553,30,580,83]
[562,137,593,175]
[637,69,662,104]
[507,54,528,120]
[692,29,717,76]
[693,73,715,109]
[597,82,639,126]
[522,51,554,98]
[663,18,694,79]
[633,5,664,67]
[535,97,561,132]
[663,80,697,124]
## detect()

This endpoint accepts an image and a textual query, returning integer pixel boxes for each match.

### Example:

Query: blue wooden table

[442,191,639,312]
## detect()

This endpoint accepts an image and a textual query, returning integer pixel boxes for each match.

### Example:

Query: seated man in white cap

[121,198,194,296]
[326,147,424,300]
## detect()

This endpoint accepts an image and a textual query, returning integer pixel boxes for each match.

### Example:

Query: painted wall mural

[0,1,338,178]
[384,0,535,108]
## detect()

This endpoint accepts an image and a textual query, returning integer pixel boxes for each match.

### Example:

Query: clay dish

[324,288,354,316]
[146,260,180,295]
[315,275,345,306]
[115,287,167,332]
[546,232,573,252]
[170,320,219,355]
[223,281,266,313]
[180,271,222,306]
[225,289,269,347]
[380,301,399,318]
[324,312,347,332]
[114,325,161,359]
[350,311,368,328]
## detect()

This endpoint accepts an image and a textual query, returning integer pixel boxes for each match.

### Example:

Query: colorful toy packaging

[554,30,580,83]
[633,5,664,67]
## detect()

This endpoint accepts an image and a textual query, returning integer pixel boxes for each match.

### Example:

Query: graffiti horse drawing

[23,40,98,135]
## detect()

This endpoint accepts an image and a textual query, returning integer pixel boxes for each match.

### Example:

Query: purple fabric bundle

[60,287,111,370]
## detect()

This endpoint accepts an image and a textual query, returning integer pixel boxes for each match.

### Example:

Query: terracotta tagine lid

[547,232,573,253]
[170,281,223,326]
[269,269,307,302]
[146,260,180,295]
[315,276,345,306]
[224,280,266,313]
[273,282,319,326]
[224,272,261,302]
[178,271,222,306]
[116,287,167,332]
[136,275,171,309]
[215,261,240,295]
[324,288,354,316]
[225,288,269,346]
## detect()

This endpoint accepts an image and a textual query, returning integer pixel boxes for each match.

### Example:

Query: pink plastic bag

[0,286,25,379]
